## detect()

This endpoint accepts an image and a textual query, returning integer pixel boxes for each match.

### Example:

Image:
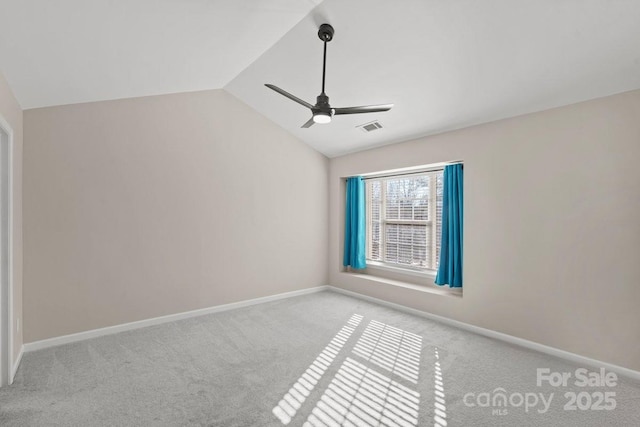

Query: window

[366,171,443,273]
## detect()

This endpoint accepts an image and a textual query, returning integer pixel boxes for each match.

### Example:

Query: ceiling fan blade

[265,84,314,110]
[333,104,394,115]
[301,117,315,128]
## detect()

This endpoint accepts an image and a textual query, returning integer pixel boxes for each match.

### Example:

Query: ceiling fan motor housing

[314,93,332,115]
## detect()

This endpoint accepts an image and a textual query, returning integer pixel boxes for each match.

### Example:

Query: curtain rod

[358,161,463,181]
[361,169,441,181]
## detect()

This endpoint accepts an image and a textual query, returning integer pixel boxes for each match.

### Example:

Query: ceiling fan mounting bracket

[318,23,334,42]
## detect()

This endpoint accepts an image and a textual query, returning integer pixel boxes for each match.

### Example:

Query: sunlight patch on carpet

[352,320,422,384]
[304,357,420,427]
[273,314,364,425]
[433,347,447,427]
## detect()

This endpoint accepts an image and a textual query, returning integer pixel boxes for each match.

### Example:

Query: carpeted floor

[1,290,639,426]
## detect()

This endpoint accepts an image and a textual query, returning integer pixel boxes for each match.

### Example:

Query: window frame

[365,170,442,275]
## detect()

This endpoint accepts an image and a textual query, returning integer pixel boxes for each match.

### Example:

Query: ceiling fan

[265,23,393,128]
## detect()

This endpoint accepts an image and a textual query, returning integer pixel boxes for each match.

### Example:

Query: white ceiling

[2,0,640,157]
[0,0,321,108]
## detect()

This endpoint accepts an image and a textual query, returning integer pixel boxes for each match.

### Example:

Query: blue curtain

[343,176,366,269]
[435,164,463,287]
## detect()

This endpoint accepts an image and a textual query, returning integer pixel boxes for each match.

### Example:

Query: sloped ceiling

[2,0,640,157]
[0,0,322,108]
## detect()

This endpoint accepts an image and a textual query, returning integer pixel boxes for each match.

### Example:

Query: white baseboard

[24,286,328,353]
[10,345,23,383]
[22,284,640,382]
[328,286,640,382]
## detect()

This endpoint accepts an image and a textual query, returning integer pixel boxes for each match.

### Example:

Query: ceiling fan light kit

[265,23,393,128]
[313,111,332,124]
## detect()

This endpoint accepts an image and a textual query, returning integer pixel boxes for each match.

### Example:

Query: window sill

[365,261,436,279]
[342,270,462,298]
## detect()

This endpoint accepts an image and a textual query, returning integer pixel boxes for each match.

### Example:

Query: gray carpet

[1,290,639,426]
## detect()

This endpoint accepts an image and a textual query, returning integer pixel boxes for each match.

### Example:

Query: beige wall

[19,79,640,371]
[24,89,328,342]
[0,72,23,363]
[329,89,640,371]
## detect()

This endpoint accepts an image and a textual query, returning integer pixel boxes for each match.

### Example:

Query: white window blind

[366,171,443,271]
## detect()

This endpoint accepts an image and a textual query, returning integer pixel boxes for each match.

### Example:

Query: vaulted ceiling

[2,0,640,157]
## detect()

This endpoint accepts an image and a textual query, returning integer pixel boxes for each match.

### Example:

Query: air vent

[357,121,383,133]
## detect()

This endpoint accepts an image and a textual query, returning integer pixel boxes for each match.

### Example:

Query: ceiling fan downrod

[318,23,334,95]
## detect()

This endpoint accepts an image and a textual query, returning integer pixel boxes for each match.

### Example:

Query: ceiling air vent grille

[357,121,383,133]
